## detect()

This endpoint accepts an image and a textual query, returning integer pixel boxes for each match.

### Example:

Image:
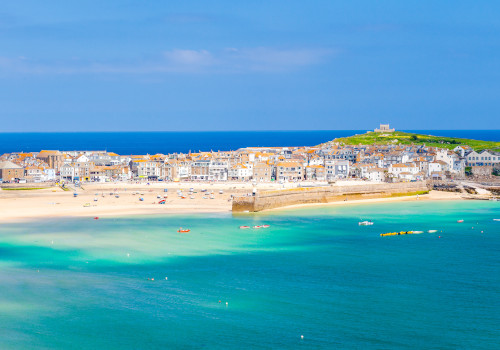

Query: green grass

[324,131,500,151]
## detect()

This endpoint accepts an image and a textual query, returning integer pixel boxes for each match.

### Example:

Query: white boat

[493,219,500,222]
[412,231,423,234]
[358,220,374,226]
[428,230,437,233]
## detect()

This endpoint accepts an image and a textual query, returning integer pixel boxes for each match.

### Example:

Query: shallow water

[0,201,499,349]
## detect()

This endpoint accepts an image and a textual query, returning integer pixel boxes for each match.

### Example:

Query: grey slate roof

[0,161,23,169]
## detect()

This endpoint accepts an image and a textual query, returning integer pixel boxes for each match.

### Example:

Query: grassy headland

[326,131,500,151]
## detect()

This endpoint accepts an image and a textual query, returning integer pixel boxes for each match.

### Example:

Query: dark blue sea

[0,130,498,155]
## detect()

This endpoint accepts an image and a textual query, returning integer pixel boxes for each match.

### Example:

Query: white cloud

[226,47,333,72]
[0,47,335,75]
[164,49,214,66]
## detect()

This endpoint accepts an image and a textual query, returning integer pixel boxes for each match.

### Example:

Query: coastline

[0,181,465,223]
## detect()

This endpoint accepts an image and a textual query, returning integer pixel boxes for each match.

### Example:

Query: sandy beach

[0,181,466,222]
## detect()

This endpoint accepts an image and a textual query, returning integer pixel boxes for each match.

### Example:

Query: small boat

[253,225,262,229]
[457,220,464,223]
[139,197,144,201]
[262,225,270,228]
[94,217,99,220]
[177,228,190,233]
[428,230,437,233]
[493,219,500,222]
[412,231,423,234]
[239,226,250,229]
[359,220,374,226]
[380,231,414,237]
[83,203,90,207]
[158,199,166,204]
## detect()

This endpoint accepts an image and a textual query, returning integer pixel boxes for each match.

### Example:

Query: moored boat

[177,228,190,233]
[457,220,464,223]
[359,220,374,226]
[253,225,262,229]
[428,230,437,233]
[380,231,414,237]
[239,226,250,229]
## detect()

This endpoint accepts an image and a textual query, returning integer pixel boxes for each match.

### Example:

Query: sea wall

[232,181,429,212]
[0,182,56,190]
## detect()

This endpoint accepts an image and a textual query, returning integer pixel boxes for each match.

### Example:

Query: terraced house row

[1,142,498,183]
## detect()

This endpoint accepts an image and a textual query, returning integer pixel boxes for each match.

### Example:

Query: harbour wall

[232,181,430,212]
[0,182,56,190]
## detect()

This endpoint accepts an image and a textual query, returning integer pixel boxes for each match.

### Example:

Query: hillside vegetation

[328,131,500,151]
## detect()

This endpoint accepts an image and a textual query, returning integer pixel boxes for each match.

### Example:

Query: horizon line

[0,129,499,134]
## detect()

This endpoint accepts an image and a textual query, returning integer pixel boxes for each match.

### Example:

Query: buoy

[127,253,130,257]
[165,277,168,280]
[151,278,154,281]
[438,236,441,238]
[226,302,228,306]
[301,335,304,339]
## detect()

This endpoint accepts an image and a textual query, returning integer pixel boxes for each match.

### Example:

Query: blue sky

[1,0,499,131]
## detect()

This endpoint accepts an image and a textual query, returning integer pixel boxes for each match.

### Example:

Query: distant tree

[410,135,418,141]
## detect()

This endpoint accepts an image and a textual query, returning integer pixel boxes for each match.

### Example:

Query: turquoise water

[0,201,499,349]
